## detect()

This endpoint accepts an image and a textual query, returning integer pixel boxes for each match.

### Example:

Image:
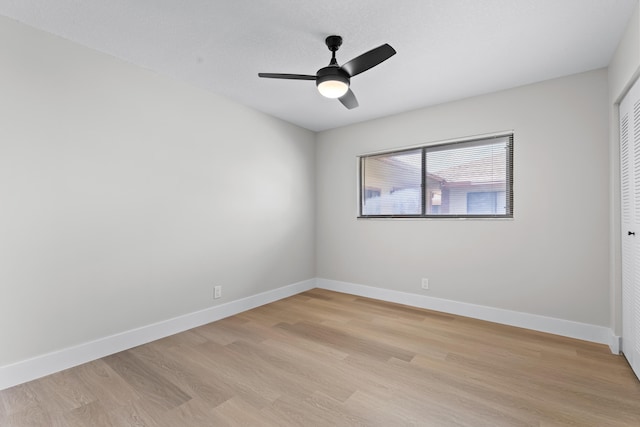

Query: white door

[620,77,640,379]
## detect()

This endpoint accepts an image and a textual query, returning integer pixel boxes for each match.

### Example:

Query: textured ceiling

[0,0,636,131]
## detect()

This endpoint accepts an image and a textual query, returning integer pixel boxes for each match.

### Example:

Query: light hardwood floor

[1,289,640,426]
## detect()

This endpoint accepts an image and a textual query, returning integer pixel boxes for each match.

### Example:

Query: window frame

[358,133,514,219]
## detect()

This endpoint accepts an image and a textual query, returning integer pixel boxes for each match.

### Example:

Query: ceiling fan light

[316,69,350,99]
[317,79,349,98]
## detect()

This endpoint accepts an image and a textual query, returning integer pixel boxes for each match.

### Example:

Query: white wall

[317,69,610,326]
[0,16,316,367]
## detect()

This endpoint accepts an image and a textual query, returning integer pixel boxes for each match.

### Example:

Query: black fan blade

[339,89,358,109]
[258,73,316,80]
[341,44,396,77]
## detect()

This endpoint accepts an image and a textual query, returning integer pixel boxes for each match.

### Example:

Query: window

[359,134,513,218]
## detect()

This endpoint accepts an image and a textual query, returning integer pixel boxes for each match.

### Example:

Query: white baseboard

[317,278,617,351]
[610,335,622,355]
[0,278,315,391]
[0,277,619,391]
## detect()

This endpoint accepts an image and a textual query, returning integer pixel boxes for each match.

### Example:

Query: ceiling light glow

[317,79,349,98]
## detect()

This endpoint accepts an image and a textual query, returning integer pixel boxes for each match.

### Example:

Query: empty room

[2,0,640,425]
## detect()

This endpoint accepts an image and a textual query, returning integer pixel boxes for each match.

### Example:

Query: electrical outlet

[421,278,429,290]
[214,285,222,299]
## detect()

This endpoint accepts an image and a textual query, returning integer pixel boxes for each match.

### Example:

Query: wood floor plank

[190,340,286,403]
[67,360,140,413]
[63,400,113,427]
[208,397,273,426]
[302,391,388,426]
[103,351,191,411]
[159,397,219,427]
[276,320,416,361]
[128,341,232,407]
[27,369,97,416]
[169,342,277,409]
[229,338,357,402]
[0,383,40,417]
[5,405,67,427]
[105,398,160,427]
[2,289,640,426]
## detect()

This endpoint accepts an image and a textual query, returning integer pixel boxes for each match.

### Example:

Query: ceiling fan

[258,35,396,109]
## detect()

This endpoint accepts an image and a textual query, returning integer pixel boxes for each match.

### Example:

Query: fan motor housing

[316,66,350,87]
